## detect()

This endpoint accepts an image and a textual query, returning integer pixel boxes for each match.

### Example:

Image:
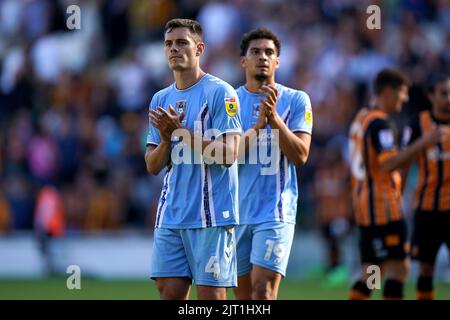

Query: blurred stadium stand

[1,0,450,282]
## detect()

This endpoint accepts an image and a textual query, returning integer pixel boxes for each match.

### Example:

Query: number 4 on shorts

[205,256,220,279]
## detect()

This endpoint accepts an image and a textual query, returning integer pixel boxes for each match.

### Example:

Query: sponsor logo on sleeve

[305,109,313,126]
[225,97,238,117]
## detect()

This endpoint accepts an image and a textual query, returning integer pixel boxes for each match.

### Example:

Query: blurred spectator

[84,169,123,231]
[109,50,149,112]
[34,184,65,275]
[100,0,131,59]
[34,185,65,237]
[197,0,243,52]
[3,174,35,230]
[28,123,60,185]
[0,187,12,233]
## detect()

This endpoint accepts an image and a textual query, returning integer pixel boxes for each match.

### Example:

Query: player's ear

[275,56,280,69]
[240,56,246,68]
[196,42,205,56]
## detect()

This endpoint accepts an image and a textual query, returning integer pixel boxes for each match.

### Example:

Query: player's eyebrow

[164,38,191,45]
[249,46,276,53]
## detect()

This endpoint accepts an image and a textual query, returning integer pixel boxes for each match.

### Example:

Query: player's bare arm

[184,130,240,167]
[380,126,450,172]
[261,84,311,165]
[400,163,413,192]
[145,144,171,176]
[218,133,240,167]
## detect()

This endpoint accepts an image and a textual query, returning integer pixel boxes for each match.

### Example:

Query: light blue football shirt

[147,73,242,229]
[236,84,313,225]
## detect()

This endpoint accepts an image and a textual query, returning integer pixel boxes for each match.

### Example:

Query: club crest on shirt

[252,103,261,118]
[224,97,238,117]
[175,100,187,115]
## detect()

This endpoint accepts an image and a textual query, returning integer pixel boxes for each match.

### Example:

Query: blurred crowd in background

[0,0,449,248]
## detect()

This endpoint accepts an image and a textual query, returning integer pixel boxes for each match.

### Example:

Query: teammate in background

[233,28,313,300]
[348,68,447,300]
[403,74,450,299]
[145,19,242,300]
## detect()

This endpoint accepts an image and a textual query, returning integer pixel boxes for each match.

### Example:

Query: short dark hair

[373,68,409,95]
[427,73,450,93]
[240,28,281,57]
[164,18,203,42]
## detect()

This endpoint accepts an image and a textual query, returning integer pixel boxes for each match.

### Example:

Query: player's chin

[169,64,186,71]
[254,73,269,81]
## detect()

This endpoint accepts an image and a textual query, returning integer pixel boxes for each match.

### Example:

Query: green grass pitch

[1,278,450,300]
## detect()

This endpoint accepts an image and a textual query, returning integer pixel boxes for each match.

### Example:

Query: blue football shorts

[150,226,237,287]
[235,221,295,277]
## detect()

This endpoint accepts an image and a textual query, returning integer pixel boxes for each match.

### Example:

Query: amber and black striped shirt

[404,111,450,212]
[349,108,403,227]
